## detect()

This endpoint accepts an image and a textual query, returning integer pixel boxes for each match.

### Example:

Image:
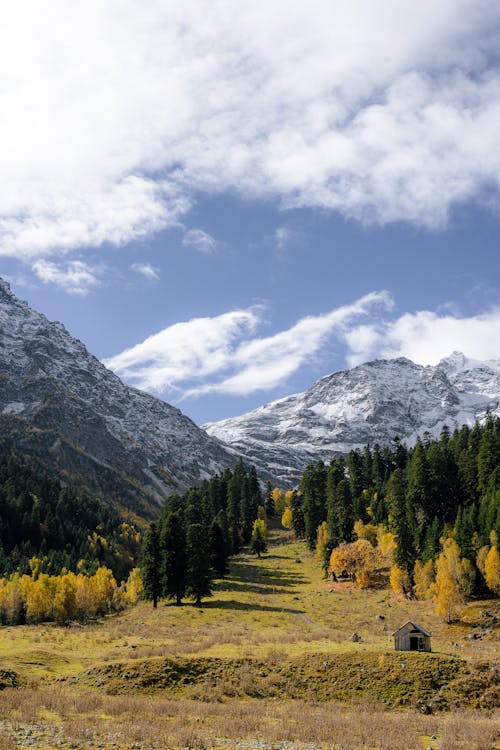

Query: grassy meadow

[0,528,498,749]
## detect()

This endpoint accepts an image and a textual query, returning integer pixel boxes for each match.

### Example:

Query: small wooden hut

[393,621,431,652]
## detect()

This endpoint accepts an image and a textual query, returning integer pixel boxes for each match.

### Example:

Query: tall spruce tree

[387,469,416,578]
[186,523,212,606]
[141,522,162,608]
[160,511,187,605]
[300,461,327,550]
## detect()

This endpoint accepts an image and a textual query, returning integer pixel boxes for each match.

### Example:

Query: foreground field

[0,529,498,749]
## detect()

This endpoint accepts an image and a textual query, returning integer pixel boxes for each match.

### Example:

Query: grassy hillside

[0,528,498,749]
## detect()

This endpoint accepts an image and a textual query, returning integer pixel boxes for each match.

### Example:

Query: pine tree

[141,522,162,608]
[291,491,305,538]
[160,512,187,606]
[300,461,327,550]
[209,520,228,577]
[186,523,212,606]
[387,469,416,579]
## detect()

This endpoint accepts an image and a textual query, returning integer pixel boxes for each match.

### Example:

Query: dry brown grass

[0,687,498,749]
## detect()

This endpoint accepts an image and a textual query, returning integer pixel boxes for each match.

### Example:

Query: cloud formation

[130,262,160,281]
[1,1,500,258]
[105,292,500,401]
[182,229,217,254]
[344,307,500,367]
[31,259,102,296]
[104,291,392,396]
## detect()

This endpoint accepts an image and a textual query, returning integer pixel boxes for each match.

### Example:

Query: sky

[1,1,500,425]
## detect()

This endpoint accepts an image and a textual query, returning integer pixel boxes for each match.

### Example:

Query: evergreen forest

[141,460,263,607]
[0,446,140,581]
[282,415,500,619]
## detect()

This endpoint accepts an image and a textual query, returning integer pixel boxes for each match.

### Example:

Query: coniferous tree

[291,491,306,538]
[160,511,187,605]
[300,461,327,550]
[186,523,212,606]
[209,520,228,577]
[141,522,162,608]
[387,469,416,579]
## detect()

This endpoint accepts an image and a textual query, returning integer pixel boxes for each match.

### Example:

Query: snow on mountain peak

[0,278,237,511]
[206,353,500,485]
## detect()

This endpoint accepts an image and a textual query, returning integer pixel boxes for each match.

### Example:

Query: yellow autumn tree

[123,567,143,604]
[484,546,500,594]
[354,519,378,546]
[389,565,412,598]
[24,573,56,623]
[272,488,286,515]
[92,567,118,615]
[413,559,435,600]
[281,507,293,529]
[329,539,382,585]
[53,572,78,623]
[476,545,490,579]
[433,537,475,623]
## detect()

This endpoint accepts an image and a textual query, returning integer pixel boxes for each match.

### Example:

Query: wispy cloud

[274,227,292,250]
[1,2,500,259]
[130,262,160,281]
[32,259,102,296]
[104,291,392,397]
[182,229,217,254]
[343,307,500,366]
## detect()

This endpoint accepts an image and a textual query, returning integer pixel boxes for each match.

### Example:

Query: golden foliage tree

[413,559,435,600]
[389,565,412,598]
[329,539,382,585]
[433,537,475,623]
[281,506,293,530]
[484,546,500,594]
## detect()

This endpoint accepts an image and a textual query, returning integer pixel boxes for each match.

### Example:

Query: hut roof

[392,620,432,638]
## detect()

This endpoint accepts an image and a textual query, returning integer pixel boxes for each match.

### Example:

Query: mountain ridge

[205,351,500,485]
[0,278,237,516]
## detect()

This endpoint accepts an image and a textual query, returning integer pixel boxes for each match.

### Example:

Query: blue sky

[1,2,500,424]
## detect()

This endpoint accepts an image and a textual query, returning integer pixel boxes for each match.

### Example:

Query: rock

[351,632,361,642]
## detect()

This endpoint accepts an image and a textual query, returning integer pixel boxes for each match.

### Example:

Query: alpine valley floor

[0,528,498,750]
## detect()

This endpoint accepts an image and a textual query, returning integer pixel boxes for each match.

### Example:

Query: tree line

[141,460,265,607]
[277,416,500,620]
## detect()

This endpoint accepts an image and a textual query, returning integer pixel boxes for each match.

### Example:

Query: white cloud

[32,259,102,296]
[343,307,500,366]
[130,262,160,281]
[1,1,500,259]
[182,229,217,254]
[103,307,263,392]
[104,291,392,396]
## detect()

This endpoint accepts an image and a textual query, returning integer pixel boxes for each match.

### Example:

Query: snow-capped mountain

[0,278,236,516]
[205,353,500,485]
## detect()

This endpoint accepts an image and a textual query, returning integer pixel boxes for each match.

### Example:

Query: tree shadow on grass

[217,559,307,596]
[201,598,304,614]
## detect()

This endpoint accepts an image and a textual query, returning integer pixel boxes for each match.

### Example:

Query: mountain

[205,353,500,485]
[0,279,236,516]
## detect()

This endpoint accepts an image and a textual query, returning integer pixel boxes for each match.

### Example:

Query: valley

[0,528,498,749]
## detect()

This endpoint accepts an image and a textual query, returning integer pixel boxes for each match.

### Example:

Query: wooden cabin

[393,621,431,652]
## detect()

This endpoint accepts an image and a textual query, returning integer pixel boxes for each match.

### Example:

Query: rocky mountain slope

[205,352,500,485]
[0,279,236,516]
